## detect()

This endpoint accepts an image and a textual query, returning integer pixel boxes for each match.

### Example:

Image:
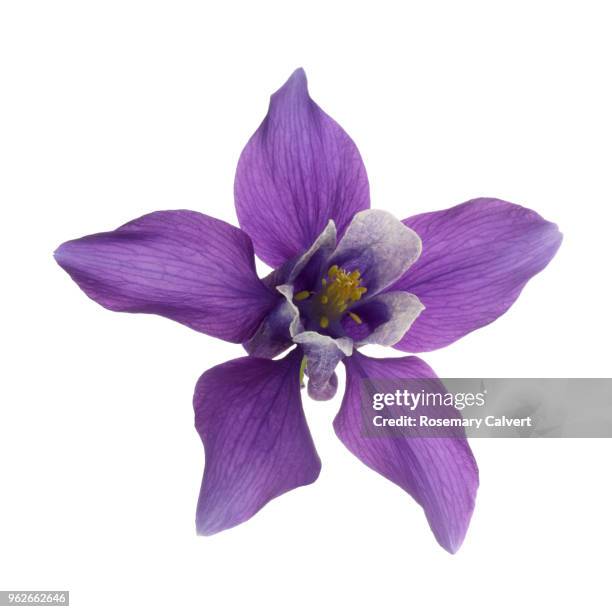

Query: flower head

[55,68,562,553]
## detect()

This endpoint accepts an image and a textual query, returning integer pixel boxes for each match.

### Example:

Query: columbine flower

[54,68,561,553]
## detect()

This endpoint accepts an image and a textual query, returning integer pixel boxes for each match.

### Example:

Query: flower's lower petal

[235,69,370,268]
[342,291,424,347]
[392,198,562,352]
[292,331,352,402]
[55,210,277,343]
[334,352,479,553]
[328,210,422,296]
[194,350,321,535]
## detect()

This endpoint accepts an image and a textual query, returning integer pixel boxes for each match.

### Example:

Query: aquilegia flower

[55,68,561,553]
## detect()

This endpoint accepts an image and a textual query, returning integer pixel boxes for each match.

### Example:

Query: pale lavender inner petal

[343,291,424,347]
[328,209,422,297]
[293,330,353,402]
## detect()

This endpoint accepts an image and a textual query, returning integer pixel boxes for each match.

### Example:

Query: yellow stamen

[291,264,367,330]
[310,265,368,325]
[348,312,362,324]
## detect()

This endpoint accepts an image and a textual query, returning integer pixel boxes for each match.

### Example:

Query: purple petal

[334,352,479,553]
[54,210,277,343]
[392,198,562,352]
[194,350,321,535]
[235,68,370,268]
[329,210,422,297]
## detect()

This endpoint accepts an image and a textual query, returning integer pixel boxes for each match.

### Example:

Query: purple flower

[54,68,562,553]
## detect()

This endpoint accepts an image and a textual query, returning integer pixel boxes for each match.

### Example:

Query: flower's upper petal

[342,291,424,347]
[391,198,563,352]
[292,330,352,402]
[328,210,422,297]
[54,210,277,343]
[194,349,320,535]
[235,68,370,268]
[334,352,479,554]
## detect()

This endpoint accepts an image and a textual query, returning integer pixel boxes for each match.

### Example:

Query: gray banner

[360,378,612,438]
[0,592,69,607]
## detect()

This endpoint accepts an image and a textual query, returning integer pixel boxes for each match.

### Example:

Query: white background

[1,2,611,610]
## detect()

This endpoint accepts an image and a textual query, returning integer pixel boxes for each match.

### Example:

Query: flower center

[295,264,368,329]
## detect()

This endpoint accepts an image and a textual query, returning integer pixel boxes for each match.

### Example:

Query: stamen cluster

[295,264,367,329]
